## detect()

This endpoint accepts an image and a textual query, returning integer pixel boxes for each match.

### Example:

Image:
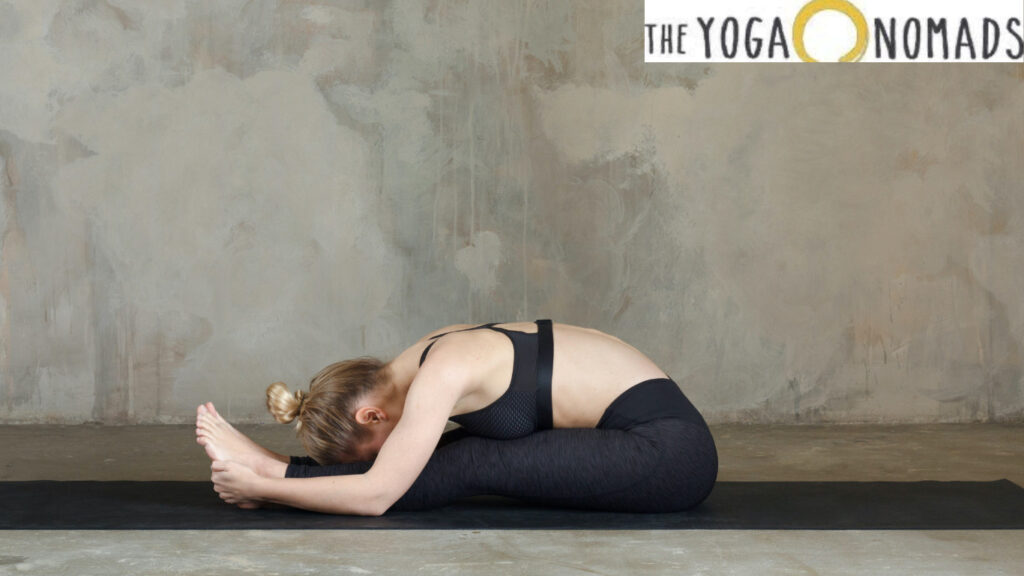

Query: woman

[195,319,718,516]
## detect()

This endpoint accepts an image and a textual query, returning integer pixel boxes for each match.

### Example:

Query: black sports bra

[418,320,554,439]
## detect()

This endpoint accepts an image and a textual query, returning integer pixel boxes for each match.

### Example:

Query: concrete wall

[1,0,1021,424]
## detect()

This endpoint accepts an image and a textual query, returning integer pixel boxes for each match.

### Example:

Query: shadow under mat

[1,480,1022,530]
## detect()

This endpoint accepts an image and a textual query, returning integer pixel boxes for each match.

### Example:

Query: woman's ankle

[259,458,288,478]
[263,449,290,464]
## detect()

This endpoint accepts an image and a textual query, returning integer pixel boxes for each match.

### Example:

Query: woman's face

[346,388,402,462]
[358,425,392,459]
[347,409,398,461]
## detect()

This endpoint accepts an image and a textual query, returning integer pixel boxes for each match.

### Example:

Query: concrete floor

[1,423,1022,575]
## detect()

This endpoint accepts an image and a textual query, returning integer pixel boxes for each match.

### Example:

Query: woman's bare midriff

[409,321,670,429]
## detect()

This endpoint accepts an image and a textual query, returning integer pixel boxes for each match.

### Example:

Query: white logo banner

[645,0,1024,62]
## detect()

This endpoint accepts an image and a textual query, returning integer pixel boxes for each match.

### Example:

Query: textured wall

[1,0,1021,424]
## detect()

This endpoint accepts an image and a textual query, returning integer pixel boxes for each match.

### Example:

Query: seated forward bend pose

[195,319,718,516]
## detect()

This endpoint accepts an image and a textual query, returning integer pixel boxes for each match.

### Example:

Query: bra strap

[535,319,554,430]
[419,322,498,366]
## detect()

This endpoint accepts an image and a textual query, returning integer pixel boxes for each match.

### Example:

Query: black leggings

[286,378,719,513]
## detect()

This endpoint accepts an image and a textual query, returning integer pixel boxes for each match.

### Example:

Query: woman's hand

[211,459,263,507]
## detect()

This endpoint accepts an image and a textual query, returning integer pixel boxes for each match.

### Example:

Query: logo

[645,0,1024,62]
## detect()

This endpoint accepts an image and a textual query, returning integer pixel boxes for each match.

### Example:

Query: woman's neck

[379,358,415,419]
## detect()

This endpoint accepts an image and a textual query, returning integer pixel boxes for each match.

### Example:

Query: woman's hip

[596,377,711,431]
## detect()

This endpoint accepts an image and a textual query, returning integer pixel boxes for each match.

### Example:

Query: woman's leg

[285,419,717,513]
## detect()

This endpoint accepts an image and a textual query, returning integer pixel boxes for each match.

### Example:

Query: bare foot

[195,402,288,479]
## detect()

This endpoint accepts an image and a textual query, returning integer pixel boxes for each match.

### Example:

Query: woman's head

[266,356,395,465]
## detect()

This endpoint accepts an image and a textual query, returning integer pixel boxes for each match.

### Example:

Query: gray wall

[1,0,1021,424]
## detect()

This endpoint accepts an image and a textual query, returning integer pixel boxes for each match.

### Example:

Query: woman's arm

[253,471,386,515]
[247,343,468,516]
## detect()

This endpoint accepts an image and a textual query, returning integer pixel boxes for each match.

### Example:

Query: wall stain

[893,148,936,178]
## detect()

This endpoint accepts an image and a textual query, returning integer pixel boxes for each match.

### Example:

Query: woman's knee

[626,419,719,511]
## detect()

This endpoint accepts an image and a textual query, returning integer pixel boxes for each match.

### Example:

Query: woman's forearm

[254,474,386,516]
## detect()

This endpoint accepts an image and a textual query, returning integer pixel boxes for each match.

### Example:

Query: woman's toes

[198,413,218,430]
[207,402,226,422]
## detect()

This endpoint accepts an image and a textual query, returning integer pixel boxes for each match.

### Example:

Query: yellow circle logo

[793,0,869,62]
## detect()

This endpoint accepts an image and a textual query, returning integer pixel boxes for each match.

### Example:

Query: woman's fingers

[210,458,241,506]
[210,458,254,507]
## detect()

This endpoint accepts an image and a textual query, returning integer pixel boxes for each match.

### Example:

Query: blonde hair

[266,356,391,465]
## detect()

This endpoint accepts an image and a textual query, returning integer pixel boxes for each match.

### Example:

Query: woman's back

[409,320,670,429]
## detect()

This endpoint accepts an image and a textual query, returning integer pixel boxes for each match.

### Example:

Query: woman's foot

[195,402,289,479]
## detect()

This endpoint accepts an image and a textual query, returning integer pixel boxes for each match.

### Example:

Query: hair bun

[266,381,305,426]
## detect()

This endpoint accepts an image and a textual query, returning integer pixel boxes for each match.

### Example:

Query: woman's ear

[354,405,386,425]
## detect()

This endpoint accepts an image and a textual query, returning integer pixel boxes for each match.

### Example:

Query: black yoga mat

[1,479,1022,530]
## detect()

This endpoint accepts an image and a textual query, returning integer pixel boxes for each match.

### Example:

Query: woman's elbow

[318,484,391,516]
[352,485,395,517]
[358,473,401,516]
[325,497,386,517]
[363,493,393,517]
